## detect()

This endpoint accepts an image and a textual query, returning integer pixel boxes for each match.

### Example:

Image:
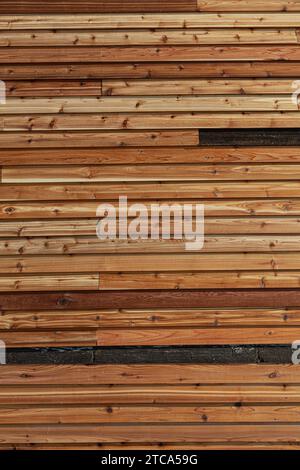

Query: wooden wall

[1,0,300,450]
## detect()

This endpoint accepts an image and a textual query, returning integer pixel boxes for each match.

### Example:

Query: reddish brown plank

[0,290,300,310]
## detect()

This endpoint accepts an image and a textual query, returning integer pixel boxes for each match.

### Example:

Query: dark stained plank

[200,129,300,146]
[1,290,300,310]
[4,346,282,365]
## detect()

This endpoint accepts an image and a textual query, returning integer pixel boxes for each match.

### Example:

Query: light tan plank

[2,253,300,274]
[100,271,300,289]
[5,164,300,183]
[0,131,197,148]
[0,274,99,292]
[2,112,300,130]
[103,79,300,95]
[0,29,296,46]
[2,14,300,29]
[3,235,300,255]
[1,200,300,219]
[1,217,299,237]
[1,182,300,201]
[0,96,296,114]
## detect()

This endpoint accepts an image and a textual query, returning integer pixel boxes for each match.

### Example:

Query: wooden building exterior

[0,0,300,450]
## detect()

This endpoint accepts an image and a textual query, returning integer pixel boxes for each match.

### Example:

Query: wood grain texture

[0,1,198,14]
[2,5,300,450]
[3,46,300,62]
[2,14,300,29]
[0,364,298,384]
[0,290,300,310]
[197,1,300,11]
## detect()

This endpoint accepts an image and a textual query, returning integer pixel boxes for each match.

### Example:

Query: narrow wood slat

[4,113,300,130]
[0,331,97,347]
[0,131,198,148]
[0,384,297,404]
[197,1,300,11]
[4,62,300,80]
[1,404,300,424]
[2,253,300,274]
[0,364,297,384]
[2,14,300,29]
[6,80,102,97]
[0,444,298,450]
[1,327,300,346]
[2,200,300,219]
[103,79,300,95]
[1,29,296,46]
[5,164,300,183]
[1,308,300,330]
[2,424,300,444]
[0,96,296,113]
[100,272,300,290]
[1,217,299,237]
[1,182,300,201]
[3,235,300,255]
[0,290,299,310]
[3,46,300,62]
[0,274,99,292]
[0,147,299,166]
[98,326,300,346]
[0,1,198,14]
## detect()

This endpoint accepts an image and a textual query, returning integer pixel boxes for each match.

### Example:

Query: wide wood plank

[4,62,300,79]
[3,235,300,255]
[1,404,300,424]
[5,325,300,344]
[2,423,300,444]
[0,131,197,148]
[0,290,299,310]
[4,112,300,130]
[1,29,296,46]
[2,14,300,29]
[1,182,300,201]
[0,96,297,114]
[5,164,300,183]
[1,217,299,237]
[2,308,300,330]
[0,147,299,166]
[3,46,300,62]
[0,384,298,404]
[103,79,300,95]
[1,253,300,274]
[0,364,297,384]
[98,326,300,346]
[1,200,300,219]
